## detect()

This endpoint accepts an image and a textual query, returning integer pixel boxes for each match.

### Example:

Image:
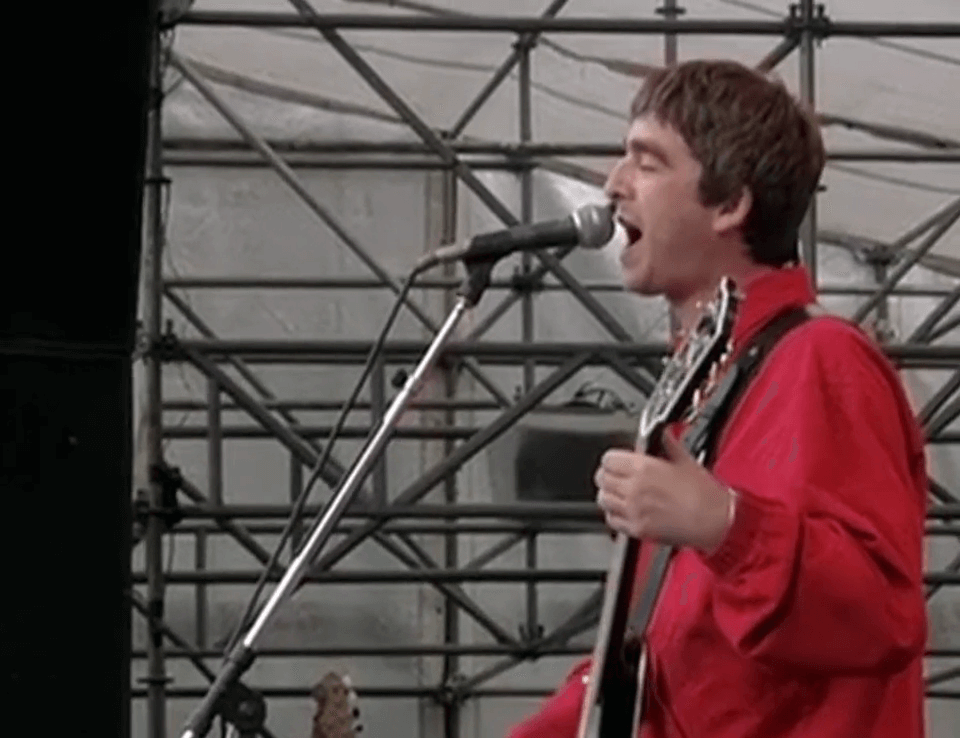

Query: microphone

[416,203,615,270]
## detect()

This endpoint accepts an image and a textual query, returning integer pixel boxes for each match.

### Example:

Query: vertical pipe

[517,38,538,669]
[518,37,535,395]
[440,166,461,738]
[208,380,223,508]
[142,22,168,738]
[658,0,682,65]
[871,259,892,342]
[289,454,304,554]
[525,533,540,641]
[195,530,207,649]
[659,1,682,336]
[798,0,819,287]
[199,379,221,647]
[372,356,388,507]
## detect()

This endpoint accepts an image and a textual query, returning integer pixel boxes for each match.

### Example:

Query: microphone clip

[457,257,497,308]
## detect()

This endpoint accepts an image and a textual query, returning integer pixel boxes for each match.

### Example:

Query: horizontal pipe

[131,568,960,586]
[127,646,960,659]
[163,424,960,444]
[164,502,960,520]
[163,154,532,170]
[817,285,960,297]
[166,350,957,369]
[175,12,960,36]
[130,644,587,658]
[164,138,960,158]
[162,141,960,162]
[130,687,960,700]
[164,424,478,440]
[157,521,603,536]
[132,568,605,584]
[173,339,960,362]
[160,382,955,411]
[926,690,960,700]
[162,276,959,298]
[131,686,556,699]
[163,398,571,412]
[154,520,960,537]
[826,150,960,162]
[167,502,603,520]
[926,525,960,536]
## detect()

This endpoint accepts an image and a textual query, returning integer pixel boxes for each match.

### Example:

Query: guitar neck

[624,542,674,645]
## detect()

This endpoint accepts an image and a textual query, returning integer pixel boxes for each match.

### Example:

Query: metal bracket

[789,2,831,41]
[438,673,469,706]
[132,463,185,532]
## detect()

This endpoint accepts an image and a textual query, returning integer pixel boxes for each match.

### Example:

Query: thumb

[659,426,694,465]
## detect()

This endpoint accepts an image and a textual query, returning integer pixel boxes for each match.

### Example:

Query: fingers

[603,512,634,537]
[658,427,693,464]
[596,485,633,536]
[598,448,637,477]
[595,485,627,518]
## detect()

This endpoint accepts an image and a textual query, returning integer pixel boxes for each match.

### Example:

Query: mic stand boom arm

[179,257,497,738]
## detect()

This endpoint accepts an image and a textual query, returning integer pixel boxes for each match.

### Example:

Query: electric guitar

[576,277,739,738]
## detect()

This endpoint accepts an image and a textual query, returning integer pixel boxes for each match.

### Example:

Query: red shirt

[507,265,929,738]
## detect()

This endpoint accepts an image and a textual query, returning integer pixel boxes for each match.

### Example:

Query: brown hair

[630,59,825,266]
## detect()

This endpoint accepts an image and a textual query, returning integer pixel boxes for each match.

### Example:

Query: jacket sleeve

[505,658,591,738]
[701,320,928,675]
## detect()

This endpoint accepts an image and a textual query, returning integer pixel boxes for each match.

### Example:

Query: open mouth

[620,218,642,245]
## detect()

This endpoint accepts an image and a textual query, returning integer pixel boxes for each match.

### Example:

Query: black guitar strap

[625,304,813,647]
[686,304,813,468]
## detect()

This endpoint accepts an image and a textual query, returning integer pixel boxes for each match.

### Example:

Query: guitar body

[577,279,739,738]
[577,534,643,738]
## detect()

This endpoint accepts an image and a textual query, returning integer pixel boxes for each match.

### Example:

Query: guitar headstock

[312,672,363,738]
[638,277,740,446]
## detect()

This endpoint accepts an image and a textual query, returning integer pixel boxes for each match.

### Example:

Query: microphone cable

[221,260,436,653]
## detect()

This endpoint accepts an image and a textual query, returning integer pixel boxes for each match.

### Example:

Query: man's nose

[603,158,629,202]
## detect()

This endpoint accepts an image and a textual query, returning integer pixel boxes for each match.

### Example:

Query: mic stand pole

[179,258,497,738]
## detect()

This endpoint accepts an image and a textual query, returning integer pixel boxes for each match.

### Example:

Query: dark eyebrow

[624,137,670,165]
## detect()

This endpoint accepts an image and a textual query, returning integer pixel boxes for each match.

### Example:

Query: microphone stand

[179,258,498,738]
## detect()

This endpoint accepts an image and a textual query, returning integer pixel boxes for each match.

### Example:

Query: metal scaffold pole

[141,18,169,738]
[797,0,819,287]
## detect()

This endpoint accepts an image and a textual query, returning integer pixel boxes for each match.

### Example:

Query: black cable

[222,262,433,652]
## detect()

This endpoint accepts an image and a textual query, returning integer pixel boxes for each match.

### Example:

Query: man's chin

[622,273,660,296]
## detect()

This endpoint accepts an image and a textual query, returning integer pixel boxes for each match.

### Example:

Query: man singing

[508,59,928,738]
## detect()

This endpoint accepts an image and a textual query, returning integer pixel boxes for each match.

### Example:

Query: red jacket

[507,266,928,738]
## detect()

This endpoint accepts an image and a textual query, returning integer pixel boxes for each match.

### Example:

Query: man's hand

[594,429,734,554]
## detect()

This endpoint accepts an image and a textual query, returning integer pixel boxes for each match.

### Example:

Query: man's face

[604,115,718,301]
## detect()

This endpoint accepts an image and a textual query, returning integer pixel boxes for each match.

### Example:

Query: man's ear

[712,186,752,237]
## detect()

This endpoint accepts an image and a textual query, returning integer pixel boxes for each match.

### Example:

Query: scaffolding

[131,2,960,737]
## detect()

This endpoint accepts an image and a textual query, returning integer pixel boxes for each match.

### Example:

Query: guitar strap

[624,303,813,650]
[686,303,813,467]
